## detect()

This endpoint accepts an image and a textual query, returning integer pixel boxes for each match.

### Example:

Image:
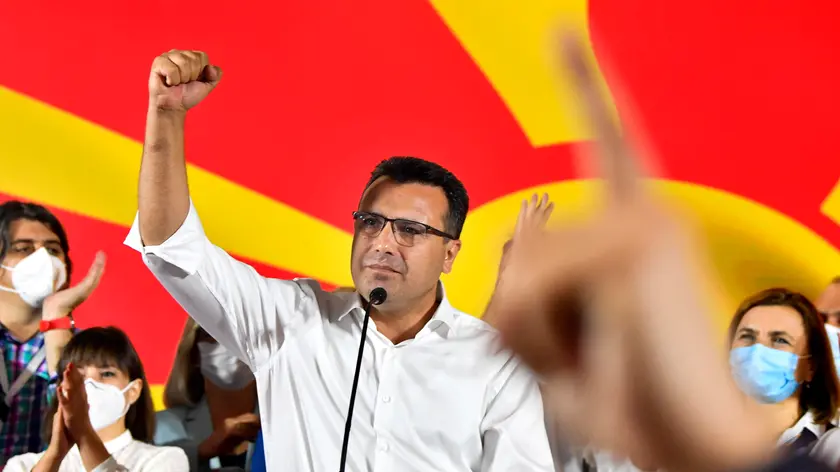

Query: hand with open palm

[499,194,555,274]
[42,252,106,321]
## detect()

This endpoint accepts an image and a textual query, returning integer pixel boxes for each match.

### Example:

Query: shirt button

[382,395,391,403]
[379,441,389,452]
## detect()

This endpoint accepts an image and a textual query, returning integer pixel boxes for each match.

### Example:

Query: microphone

[339,287,387,472]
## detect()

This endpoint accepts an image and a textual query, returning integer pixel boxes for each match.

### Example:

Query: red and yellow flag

[1,0,839,408]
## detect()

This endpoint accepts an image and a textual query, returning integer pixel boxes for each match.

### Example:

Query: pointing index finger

[560,34,641,203]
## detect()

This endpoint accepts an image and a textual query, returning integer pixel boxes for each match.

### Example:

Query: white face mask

[0,247,67,307]
[197,341,254,390]
[85,379,135,431]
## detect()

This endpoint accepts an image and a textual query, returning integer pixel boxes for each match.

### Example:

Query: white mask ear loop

[0,263,19,293]
[0,284,18,294]
[118,380,139,417]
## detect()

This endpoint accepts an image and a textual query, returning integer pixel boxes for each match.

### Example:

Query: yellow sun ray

[444,180,840,331]
[429,0,615,147]
[822,179,840,227]
[0,86,353,286]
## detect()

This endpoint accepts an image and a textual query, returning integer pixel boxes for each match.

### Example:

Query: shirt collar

[778,411,824,446]
[336,281,457,331]
[105,430,134,453]
[0,323,45,345]
[69,430,133,458]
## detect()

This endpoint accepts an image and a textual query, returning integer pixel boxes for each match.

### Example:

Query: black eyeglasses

[352,211,456,247]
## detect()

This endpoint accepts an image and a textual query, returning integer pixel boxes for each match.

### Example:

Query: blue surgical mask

[730,344,800,403]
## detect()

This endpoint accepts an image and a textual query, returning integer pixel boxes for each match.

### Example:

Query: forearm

[42,304,75,375]
[77,428,112,471]
[483,267,511,327]
[629,236,775,472]
[32,449,63,472]
[44,329,72,376]
[198,432,222,461]
[138,106,190,246]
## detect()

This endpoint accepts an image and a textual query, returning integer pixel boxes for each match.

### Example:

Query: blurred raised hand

[486,34,775,472]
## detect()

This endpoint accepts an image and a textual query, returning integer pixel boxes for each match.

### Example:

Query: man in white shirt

[125,49,554,472]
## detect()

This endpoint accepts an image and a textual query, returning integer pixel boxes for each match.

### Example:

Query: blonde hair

[162,317,205,409]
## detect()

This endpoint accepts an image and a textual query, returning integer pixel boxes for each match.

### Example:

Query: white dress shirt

[4,430,188,471]
[779,410,840,468]
[777,411,825,447]
[557,411,840,472]
[124,202,554,472]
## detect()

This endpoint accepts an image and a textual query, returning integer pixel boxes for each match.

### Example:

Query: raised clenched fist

[149,49,222,112]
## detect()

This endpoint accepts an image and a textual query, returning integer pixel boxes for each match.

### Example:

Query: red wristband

[39,316,74,332]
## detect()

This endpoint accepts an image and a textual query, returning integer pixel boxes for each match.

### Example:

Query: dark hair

[0,200,73,280]
[363,156,469,239]
[728,288,840,424]
[43,327,156,443]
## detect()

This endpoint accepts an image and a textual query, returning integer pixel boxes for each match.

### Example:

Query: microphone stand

[338,287,387,472]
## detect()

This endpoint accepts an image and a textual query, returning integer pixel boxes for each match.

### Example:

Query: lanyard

[0,345,47,405]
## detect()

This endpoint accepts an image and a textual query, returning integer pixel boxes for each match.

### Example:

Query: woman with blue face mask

[729,288,840,468]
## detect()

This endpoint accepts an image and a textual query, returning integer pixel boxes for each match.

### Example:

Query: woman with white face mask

[0,200,105,462]
[5,326,188,471]
[728,288,840,468]
[156,318,259,471]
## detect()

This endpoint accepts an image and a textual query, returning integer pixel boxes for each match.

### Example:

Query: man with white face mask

[0,201,105,462]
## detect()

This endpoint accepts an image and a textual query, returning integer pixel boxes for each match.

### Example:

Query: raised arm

[128,50,310,369]
[483,194,553,326]
[138,50,219,246]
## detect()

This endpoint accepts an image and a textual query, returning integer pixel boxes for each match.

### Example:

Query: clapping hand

[56,363,95,441]
[42,252,106,321]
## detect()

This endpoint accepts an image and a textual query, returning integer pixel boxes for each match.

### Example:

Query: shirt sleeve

[478,356,555,471]
[124,201,312,370]
[744,454,834,472]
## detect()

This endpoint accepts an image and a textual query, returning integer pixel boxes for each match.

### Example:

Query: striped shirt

[0,326,56,464]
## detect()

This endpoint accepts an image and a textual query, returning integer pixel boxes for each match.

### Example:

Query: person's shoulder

[296,279,358,304]
[286,278,344,301]
[447,309,518,359]
[447,307,544,375]
[268,277,345,312]
[449,308,501,337]
[812,426,840,468]
[131,440,190,469]
[4,451,43,470]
